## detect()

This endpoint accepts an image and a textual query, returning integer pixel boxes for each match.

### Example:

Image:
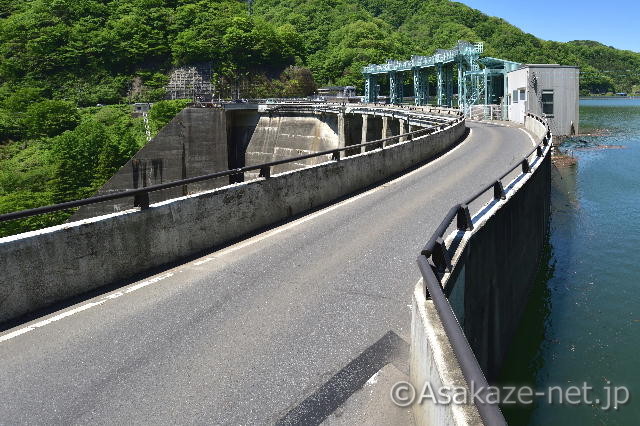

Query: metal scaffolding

[166,63,214,101]
[362,41,521,115]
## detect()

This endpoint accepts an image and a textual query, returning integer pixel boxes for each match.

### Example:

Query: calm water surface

[500,98,640,425]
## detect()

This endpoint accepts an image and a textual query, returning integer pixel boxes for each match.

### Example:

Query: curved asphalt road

[0,121,535,425]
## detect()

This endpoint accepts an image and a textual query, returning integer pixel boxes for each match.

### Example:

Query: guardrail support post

[522,159,531,174]
[134,193,150,210]
[332,151,341,161]
[432,237,452,273]
[493,181,506,200]
[456,204,474,231]
[231,171,244,184]
[259,166,271,179]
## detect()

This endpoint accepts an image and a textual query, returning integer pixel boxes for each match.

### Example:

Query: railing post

[432,237,452,273]
[231,170,244,184]
[536,146,543,157]
[134,192,150,210]
[493,181,506,200]
[522,159,531,174]
[259,166,271,179]
[332,150,341,161]
[456,204,474,231]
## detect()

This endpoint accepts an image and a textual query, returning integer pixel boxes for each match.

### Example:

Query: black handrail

[0,112,463,223]
[422,116,550,257]
[416,113,551,425]
[417,256,508,426]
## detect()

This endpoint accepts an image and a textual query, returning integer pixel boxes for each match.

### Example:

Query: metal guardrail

[0,109,463,223]
[468,104,506,121]
[416,113,551,425]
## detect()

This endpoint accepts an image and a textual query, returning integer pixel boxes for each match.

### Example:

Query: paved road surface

[0,121,535,424]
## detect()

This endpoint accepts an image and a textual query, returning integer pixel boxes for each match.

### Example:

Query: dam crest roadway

[0,102,538,424]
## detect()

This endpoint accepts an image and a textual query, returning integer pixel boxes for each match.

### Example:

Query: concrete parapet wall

[462,152,551,380]
[524,115,548,140]
[0,119,465,324]
[410,135,551,424]
[411,281,483,425]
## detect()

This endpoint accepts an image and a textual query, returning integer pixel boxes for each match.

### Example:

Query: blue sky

[457,0,640,52]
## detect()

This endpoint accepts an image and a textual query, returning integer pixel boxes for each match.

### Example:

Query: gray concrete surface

[72,108,230,220]
[409,119,550,424]
[0,119,463,325]
[0,121,535,424]
[461,117,551,380]
[244,113,340,179]
[322,364,412,425]
[411,281,482,426]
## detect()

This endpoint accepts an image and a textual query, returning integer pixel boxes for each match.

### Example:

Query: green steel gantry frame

[362,41,521,114]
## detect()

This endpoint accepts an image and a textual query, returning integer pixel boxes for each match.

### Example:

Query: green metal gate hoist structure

[362,41,521,115]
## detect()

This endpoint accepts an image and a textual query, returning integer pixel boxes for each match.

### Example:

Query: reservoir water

[500,98,640,425]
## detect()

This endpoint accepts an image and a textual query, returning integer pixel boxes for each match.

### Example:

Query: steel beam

[389,71,403,105]
[364,74,378,103]
[457,61,465,109]
[445,65,454,107]
[413,68,428,106]
[436,63,444,106]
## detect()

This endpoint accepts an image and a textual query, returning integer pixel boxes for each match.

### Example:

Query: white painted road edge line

[468,119,537,147]
[0,273,174,343]
[0,124,480,343]
[519,128,538,147]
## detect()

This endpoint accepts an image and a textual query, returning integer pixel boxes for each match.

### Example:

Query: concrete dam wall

[230,111,340,179]
[0,110,464,325]
[411,116,551,425]
[73,108,344,219]
[73,108,229,220]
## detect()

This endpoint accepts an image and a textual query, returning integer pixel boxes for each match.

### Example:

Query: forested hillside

[1,0,638,110]
[254,0,640,94]
[1,0,639,237]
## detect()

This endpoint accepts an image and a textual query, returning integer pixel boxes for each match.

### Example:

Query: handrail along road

[416,113,551,426]
[0,105,463,223]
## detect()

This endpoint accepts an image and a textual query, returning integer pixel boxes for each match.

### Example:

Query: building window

[513,90,518,103]
[519,89,526,101]
[542,90,554,115]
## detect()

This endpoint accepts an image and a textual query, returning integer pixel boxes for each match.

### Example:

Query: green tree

[24,100,80,138]
[280,66,317,97]
[50,120,107,201]
[147,99,190,135]
[0,109,23,142]
[2,87,45,112]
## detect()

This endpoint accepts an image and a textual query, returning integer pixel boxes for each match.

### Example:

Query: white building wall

[506,68,529,125]
[507,65,579,136]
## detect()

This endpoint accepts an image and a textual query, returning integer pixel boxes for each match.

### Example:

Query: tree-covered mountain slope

[1,0,639,237]
[0,0,637,108]
[254,0,640,94]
